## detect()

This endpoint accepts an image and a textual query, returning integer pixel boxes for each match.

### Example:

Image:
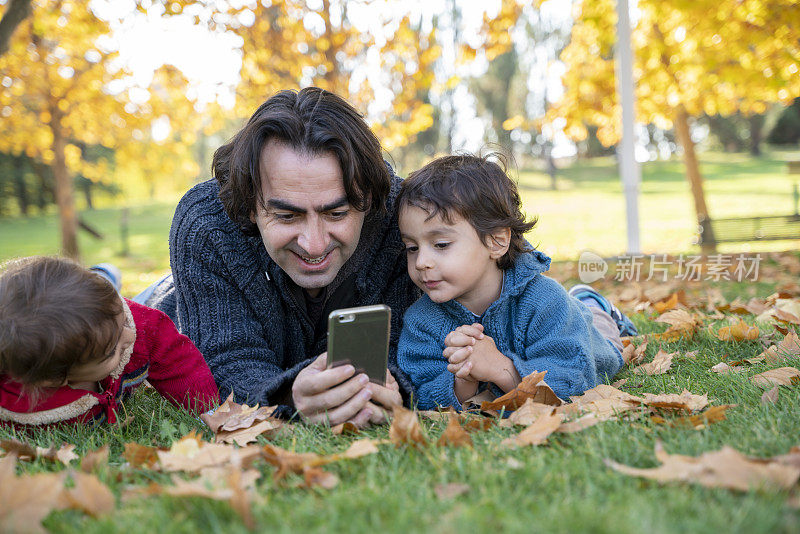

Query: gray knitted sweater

[149,176,420,417]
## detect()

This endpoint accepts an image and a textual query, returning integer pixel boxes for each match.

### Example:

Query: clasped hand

[291,354,402,428]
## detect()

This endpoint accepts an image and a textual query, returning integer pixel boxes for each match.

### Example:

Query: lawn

[1,151,799,295]
[1,152,799,533]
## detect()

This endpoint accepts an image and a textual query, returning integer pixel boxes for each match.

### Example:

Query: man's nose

[297,216,328,256]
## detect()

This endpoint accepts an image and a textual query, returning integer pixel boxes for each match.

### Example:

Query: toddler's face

[399,204,503,314]
[66,311,136,385]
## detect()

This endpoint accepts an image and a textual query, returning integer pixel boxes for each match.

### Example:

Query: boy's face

[399,204,504,315]
[65,311,136,385]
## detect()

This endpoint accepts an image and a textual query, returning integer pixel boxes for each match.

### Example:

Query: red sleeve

[127,299,219,413]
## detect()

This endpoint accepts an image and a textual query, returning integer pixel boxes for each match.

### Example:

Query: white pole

[615,0,641,254]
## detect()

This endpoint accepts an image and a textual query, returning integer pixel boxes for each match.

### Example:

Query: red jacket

[0,299,219,428]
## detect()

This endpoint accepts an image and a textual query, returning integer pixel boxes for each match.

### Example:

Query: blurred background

[1,0,799,295]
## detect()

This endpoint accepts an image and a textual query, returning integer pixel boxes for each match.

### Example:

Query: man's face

[252,139,366,296]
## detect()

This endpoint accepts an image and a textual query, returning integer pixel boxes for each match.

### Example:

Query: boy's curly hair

[396,153,537,269]
[0,256,122,394]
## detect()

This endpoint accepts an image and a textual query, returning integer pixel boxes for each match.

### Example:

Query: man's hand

[362,370,402,424]
[292,354,373,427]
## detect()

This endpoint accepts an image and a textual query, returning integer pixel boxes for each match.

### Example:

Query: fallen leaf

[302,467,339,490]
[655,309,701,340]
[123,443,160,468]
[761,387,779,404]
[460,416,495,433]
[0,454,66,534]
[638,390,709,412]
[338,438,380,460]
[622,341,649,365]
[654,293,679,313]
[501,412,563,447]
[37,443,79,465]
[557,413,605,433]
[331,422,360,435]
[773,308,800,326]
[157,432,261,473]
[682,350,699,360]
[750,367,800,388]
[712,319,760,341]
[80,445,109,473]
[434,482,470,499]
[262,443,322,482]
[62,471,115,517]
[481,371,563,411]
[632,350,675,376]
[436,413,472,448]
[651,405,735,429]
[215,419,282,446]
[605,442,800,491]
[0,439,37,460]
[710,362,736,374]
[389,407,427,448]
[508,398,556,426]
[611,378,628,388]
[760,331,800,364]
[462,390,497,410]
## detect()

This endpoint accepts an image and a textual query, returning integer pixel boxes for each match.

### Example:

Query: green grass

[1,151,799,294]
[2,281,799,533]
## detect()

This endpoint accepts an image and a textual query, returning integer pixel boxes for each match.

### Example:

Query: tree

[0,0,30,56]
[550,0,800,252]
[0,1,202,258]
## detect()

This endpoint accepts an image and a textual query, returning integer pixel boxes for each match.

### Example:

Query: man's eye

[328,210,349,219]
[274,213,297,221]
[434,242,450,249]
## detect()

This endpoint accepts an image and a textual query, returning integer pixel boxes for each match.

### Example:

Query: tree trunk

[0,0,31,57]
[31,161,51,211]
[49,105,80,259]
[81,179,93,209]
[12,154,29,215]
[673,107,716,253]
[749,114,764,156]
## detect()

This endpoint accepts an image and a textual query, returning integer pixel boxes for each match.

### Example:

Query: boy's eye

[434,242,450,249]
[404,245,418,253]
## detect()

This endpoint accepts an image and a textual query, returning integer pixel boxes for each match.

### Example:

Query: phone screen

[327,305,390,385]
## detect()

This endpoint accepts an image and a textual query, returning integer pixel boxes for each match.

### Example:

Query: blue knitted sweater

[397,250,623,410]
[148,176,421,417]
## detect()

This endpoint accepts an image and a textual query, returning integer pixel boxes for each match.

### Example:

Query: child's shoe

[89,263,122,292]
[568,284,638,337]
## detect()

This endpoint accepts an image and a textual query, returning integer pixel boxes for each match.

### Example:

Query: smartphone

[326,304,390,386]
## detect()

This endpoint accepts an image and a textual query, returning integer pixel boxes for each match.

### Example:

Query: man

[148,88,420,427]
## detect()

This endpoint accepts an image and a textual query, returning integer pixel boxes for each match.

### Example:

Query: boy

[0,256,219,428]
[396,154,635,410]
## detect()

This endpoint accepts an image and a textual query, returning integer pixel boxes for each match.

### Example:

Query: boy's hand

[446,333,521,393]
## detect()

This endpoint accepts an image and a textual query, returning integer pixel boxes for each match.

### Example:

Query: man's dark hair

[397,154,537,270]
[213,87,390,235]
[0,256,122,393]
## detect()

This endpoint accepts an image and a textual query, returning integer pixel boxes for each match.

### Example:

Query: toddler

[0,256,219,428]
[396,155,635,410]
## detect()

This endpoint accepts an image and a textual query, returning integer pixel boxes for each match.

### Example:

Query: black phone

[326,305,390,385]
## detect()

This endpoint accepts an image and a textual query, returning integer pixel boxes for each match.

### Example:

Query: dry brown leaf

[760,331,800,364]
[611,378,628,388]
[710,362,736,374]
[654,293,679,314]
[0,439,37,460]
[622,341,648,365]
[434,482,470,499]
[605,442,800,491]
[508,398,556,426]
[338,438,380,460]
[501,412,563,447]
[761,387,779,404]
[712,319,760,341]
[655,309,701,339]
[773,308,800,326]
[460,416,495,433]
[462,390,497,411]
[436,413,472,448]
[215,419,282,446]
[80,445,109,473]
[750,367,800,388]
[0,454,67,534]
[481,371,563,411]
[557,413,606,433]
[157,433,261,473]
[632,350,675,376]
[569,384,643,404]
[262,443,322,482]
[651,405,734,429]
[36,443,79,466]
[682,350,699,360]
[638,390,709,412]
[331,421,360,435]
[62,471,115,517]
[302,467,339,490]
[123,442,160,468]
[774,324,790,336]
[389,407,427,448]
[200,393,278,434]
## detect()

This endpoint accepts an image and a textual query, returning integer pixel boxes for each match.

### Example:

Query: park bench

[695,161,800,246]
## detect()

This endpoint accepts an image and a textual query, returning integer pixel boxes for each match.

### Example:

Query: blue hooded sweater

[397,250,624,410]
